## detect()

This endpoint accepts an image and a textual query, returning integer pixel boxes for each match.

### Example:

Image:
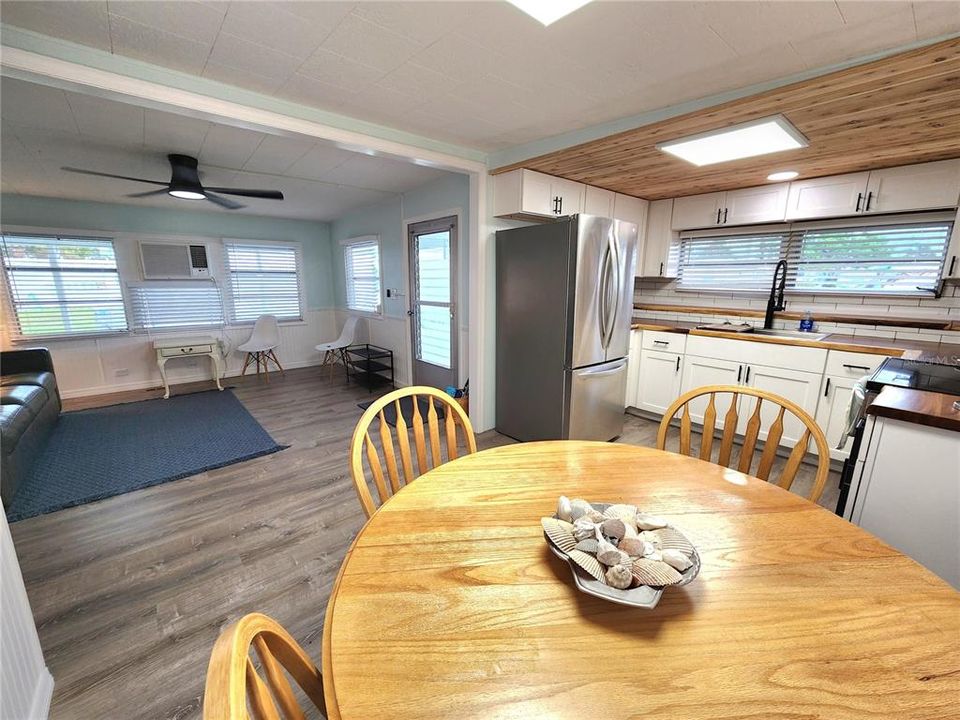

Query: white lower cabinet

[743,364,823,445]
[816,374,859,460]
[636,349,682,415]
[679,355,742,424]
[625,330,642,408]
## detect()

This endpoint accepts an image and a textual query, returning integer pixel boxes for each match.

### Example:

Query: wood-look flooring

[9,368,838,720]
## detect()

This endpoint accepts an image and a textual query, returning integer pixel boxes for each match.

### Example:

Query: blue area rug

[6,390,287,522]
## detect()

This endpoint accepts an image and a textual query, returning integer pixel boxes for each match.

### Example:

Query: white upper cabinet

[672,184,788,229]
[613,193,649,228]
[945,207,960,280]
[639,199,678,278]
[671,191,725,230]
[785,172,870,220]
[584,185,616,217]
[493,169,584,220]
[864,159,960,214]
[724,184,789,225]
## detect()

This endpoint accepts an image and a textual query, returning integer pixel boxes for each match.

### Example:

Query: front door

[408,216,457,389]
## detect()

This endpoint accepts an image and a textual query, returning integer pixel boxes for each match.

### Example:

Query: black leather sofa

[1,348,60,507]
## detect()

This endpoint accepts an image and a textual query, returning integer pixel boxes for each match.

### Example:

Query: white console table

[153,335,223,399]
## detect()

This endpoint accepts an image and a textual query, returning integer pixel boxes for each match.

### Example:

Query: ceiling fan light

[168,188,205,200]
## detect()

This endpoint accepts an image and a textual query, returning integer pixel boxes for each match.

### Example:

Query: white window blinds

[1,234,128,338]
[678,217,953,295]
[129,282,224,331]
[224,242,303,323]
[343,237,381,313]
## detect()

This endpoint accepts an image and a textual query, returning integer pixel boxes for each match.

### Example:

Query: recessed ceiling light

[507,0,592,26]
[767,170,799,181]
[168,189,205,200]
[657,115,808,167]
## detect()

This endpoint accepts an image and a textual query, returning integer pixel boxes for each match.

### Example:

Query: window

[342,236,382,313]
[129,282,224,331]
[1,234,127,338]
[224,242,302,323]
[677,217,953,295]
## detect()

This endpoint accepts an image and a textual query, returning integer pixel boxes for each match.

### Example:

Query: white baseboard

[27,668,53,720]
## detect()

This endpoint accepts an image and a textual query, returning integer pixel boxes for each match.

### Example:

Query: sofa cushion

[1,384,48,410]
[1,371,58,397]
[0,402,36,454]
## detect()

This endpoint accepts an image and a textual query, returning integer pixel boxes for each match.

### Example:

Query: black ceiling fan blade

[126,188,171,198]
[61,167,168,186]
[203,191,245,210]
[204,187,284,200]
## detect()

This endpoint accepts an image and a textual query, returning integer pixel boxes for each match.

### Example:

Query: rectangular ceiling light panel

[508,0,593,26]
[657,115,809,167]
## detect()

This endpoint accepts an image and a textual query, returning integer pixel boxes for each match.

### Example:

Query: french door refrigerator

[495,214,638,441]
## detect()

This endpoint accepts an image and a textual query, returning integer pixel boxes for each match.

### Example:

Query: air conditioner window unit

[140,242,210,279]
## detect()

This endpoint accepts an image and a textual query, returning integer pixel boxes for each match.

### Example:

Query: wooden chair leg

[268,349,284,376]
[242,352,253,375]
[262,352,269,384]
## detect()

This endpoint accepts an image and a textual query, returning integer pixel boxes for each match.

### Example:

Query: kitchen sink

[751,328,830,341]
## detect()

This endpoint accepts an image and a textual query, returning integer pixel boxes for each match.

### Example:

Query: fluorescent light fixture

[507,0,592,26]
[169,189,205,200]
[767,170,799,181]
[657,115,808,167]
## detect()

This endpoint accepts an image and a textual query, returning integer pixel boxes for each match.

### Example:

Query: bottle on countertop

[799,310,814,332]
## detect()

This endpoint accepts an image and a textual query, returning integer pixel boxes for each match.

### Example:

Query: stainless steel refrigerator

[495,214,638,442]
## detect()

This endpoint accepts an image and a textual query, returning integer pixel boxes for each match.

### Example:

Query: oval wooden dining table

[322,442,959,719]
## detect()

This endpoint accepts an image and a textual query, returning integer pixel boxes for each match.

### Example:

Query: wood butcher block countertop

[631,318,960,364]
[868,387,960,432]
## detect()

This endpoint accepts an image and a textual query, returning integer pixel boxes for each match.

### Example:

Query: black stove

[866,357,960,397]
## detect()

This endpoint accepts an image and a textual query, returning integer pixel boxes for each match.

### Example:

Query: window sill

[11,330,130,344]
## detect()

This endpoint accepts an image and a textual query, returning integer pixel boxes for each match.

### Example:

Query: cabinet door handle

[842,364,871,372]
[659,261,664,276]
[723,208,728,224]
[558,196,563,214]
[737,364,743,383]
[675,356,680,372]
[744,365,751,384]
[716,208,722,224]
[864,191,873,211]
[950,255,957,276]
[824,377,831,398]
[855,192,863,212]
[653,340,669,346]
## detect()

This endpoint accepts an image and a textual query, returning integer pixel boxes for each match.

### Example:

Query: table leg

[210,352,224,392]
[157,355,171,399]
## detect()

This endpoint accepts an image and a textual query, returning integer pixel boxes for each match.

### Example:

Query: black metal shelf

[344,344,394,393]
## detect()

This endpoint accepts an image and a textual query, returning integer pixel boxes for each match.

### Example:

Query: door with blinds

[407,217,457,389]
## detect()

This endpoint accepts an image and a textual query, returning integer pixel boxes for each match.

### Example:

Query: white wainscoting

[1,513,53,720]
[41,309,338,399]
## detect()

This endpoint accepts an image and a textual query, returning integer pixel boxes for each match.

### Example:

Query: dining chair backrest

[337,316,360,348]
[203,612,326,720]
[656,384,831,502]
[350,386,477,518]
[248,315,280,350]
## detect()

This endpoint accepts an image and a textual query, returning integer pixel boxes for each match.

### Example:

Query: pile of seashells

[541,496,696,590]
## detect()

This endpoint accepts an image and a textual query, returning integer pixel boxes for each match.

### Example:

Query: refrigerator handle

[578,359,628,377]
[606,234,622,349]
[597,243,611,349]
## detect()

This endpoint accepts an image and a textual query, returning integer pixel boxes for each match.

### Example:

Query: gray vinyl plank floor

[8,368,838,719]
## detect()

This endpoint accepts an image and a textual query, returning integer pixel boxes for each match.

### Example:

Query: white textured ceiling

[1,1,958,152]
[0,77,454,220]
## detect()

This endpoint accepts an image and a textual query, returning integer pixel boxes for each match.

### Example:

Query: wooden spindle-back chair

[203,613,326,720]
[656,384,831,502]
[350,386,477,518]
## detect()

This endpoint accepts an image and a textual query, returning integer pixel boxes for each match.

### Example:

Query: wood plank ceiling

[491,37,960,200]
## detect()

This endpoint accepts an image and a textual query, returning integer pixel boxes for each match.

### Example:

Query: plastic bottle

[799,310,814,332]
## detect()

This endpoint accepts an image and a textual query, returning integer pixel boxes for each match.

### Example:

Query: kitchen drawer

[160,344,214,357]
[641,330,686,354]
[824,350,886,378]
[685,335,827,374]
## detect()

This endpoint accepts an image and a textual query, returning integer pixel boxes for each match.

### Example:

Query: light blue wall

[0,194,334,309]
[330,173,470,320]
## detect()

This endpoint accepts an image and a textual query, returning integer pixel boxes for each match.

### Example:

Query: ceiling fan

[61,154,284,210]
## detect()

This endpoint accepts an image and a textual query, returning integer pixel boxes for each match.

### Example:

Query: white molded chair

[238,315,283,383]
[315,316,360,382]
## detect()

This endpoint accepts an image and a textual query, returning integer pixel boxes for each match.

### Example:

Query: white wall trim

[27,669,54,720]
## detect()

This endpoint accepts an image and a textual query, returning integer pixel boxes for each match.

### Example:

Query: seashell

[661,549,693,572]
[605,563,633,590]
[622,523,639,540]
[603,504,639,530]
[600,518,626,541]
[584,509,605,523]
[654,527,696,555]
[557,496,573,522]
[568,549,606,582]
[618,537,646,557]
[635,513,669,530]
[541,517,576,553]
[597,546,629,567]
[574,538,599,554]
[569,499,595,521]
[631,558,684,587]
[644,549,663,562]
[638,530,662,548]
[572,517,598,541]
